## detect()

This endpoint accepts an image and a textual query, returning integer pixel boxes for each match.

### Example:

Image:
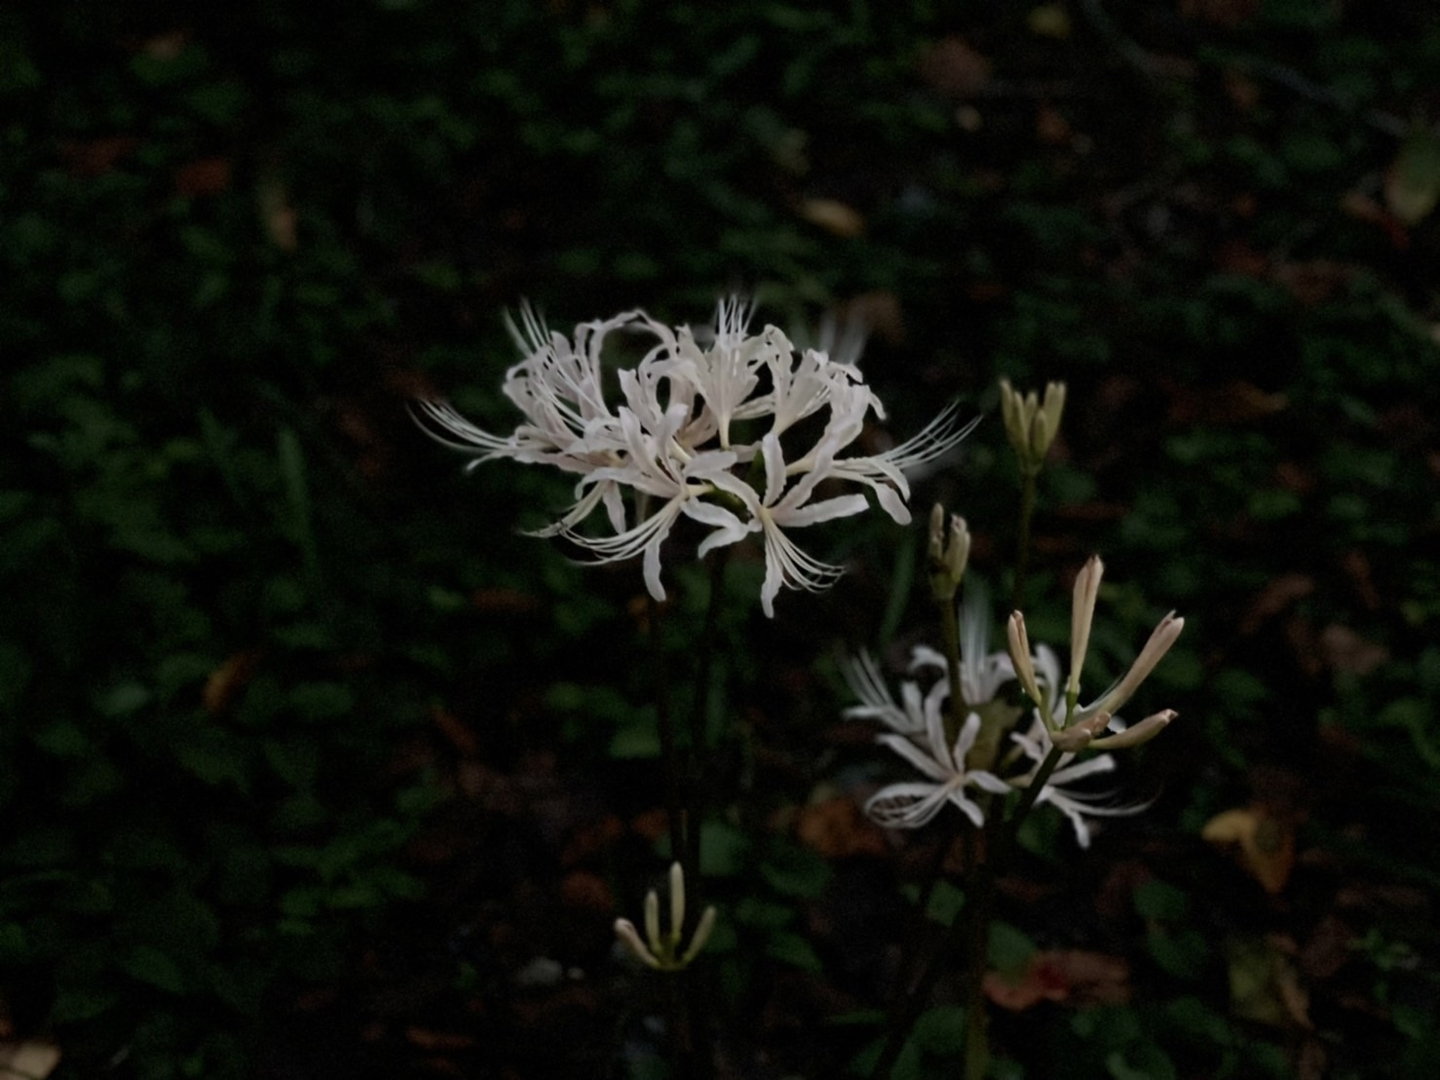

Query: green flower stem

[1008,745,1065,827]
[938,583,967,746]
[682,548,729,929]
[647,593,687,897]
[961,815,1002,1080]
[870,808,990,1080]
[1010,469,1038,613]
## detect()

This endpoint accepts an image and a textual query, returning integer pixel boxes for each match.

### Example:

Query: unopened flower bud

[1090,710,1176,751]
[1051,711,1111,753]
[613,862,717,972]
[1068,556,1103,701]
[927,504,970,601]
[998,377,1067,474]
[1006,612,1046,721]
[1084,612,1184,721]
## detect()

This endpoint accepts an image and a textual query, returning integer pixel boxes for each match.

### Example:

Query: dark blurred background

[3,2,1440,1077]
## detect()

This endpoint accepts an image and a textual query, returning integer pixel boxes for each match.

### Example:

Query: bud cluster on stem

[614,862,717,972]
[1006,555,1183,757]
[998,377,1066,476]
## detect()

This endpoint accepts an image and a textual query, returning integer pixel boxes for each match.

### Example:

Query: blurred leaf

[913,1004,966,1055]
[122,944,186,994]
[758,841,832,899]
[765,929,823,973]
[1385,131,1440,226]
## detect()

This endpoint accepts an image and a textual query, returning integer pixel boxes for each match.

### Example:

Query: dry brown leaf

[258,177,299,251]
[431,706,478,757]
[917,37,991,98]
[1238,573,1314,635]
[405,1026,477,1050]
[1340,190,1410,248]
[60,136,140,177]
[141,32,189,60]
[984,950,1130,1011]
[175,157,232,197]
[1202,807,1295,894]
[1317,624,1388,676]
[1164,378,1287,425]
[840,290,906,346]
[203,651,260,715]
[1222,69,1261,111]
[559,870,613,913]
[796,797,888,859]
[799,198,865,238]
[1215,239,1269,278]
[1035,105,1071,146]
[561,813,624,865]
[1298,914,1354,980]
[471,587,542,615]
[1273,259,1351,306]
[1179,0,1259,28]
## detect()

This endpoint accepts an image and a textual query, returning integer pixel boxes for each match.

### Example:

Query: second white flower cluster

[844,557,1183,847]
[417,301,973,616]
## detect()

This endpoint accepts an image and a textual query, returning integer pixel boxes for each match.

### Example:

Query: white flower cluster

[844,638,1131,847]
[844,575,1181,847]
[417,300,974,616]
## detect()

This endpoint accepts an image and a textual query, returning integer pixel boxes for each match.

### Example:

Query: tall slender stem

[683,549,730,922]
[937,590,966,747]
[679,552,728,1080]
[870,819,985,1080]
[646,592,701,1075]
[1011,469,1038,613]
[647,593,686,883]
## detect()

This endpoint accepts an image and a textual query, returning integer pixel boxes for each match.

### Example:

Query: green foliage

[5,0,1440,1076]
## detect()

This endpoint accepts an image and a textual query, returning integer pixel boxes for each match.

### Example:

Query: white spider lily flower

[635,299,773,450]
[417,306,639,469]
[563,442,745,602]
[419,300,977,616]
[1006,716,1143,849]
[842,648,947,735]
[821,400,979,524]
[707,431,868,617]
[866,709,1012,829]
[907,621,1016,716]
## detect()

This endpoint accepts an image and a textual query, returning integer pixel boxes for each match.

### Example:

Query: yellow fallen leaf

[1027,4,1071,39]
[1202,806,1294,894]
[799,198,865,238]
[1385,130,1440,226]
